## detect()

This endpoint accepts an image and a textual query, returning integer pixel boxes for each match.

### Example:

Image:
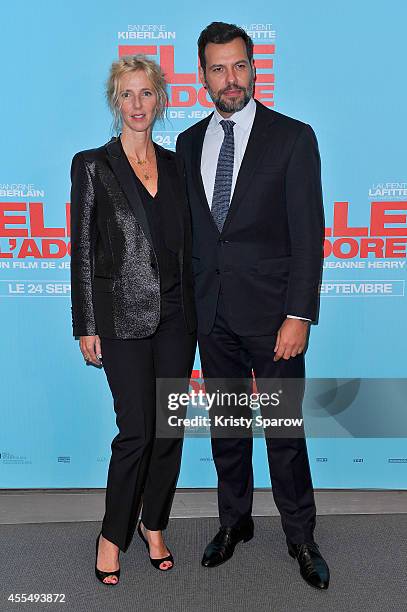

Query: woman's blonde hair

[106,55,168,134]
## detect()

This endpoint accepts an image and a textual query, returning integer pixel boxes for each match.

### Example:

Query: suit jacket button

[215,268,220,274]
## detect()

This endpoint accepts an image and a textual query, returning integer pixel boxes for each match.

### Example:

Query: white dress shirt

[200,97,310,322]
[201,97,256,209]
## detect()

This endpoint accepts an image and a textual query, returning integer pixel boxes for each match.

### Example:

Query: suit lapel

[221,101,277,234]
[105,136,154,249]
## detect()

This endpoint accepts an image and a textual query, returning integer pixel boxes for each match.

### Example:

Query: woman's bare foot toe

[103,574,119,584]
[159,560,173,570]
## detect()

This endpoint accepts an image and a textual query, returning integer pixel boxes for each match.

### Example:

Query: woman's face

[118,70,158,134]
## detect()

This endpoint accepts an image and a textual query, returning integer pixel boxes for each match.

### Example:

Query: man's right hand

[79,335,102,366]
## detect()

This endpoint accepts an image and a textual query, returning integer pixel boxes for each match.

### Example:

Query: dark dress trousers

[70,137,197,552]
[176,99,325,544]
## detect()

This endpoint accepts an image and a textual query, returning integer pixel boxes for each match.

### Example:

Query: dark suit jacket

[70,137,196,339]
[176,99,325,336]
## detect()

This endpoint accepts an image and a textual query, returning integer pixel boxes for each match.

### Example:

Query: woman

[70,55,197,585]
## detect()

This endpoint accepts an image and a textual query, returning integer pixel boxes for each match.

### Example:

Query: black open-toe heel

[137,520,174,571]
[95,531,120,585]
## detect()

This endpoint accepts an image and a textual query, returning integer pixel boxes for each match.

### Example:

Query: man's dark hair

[198,22,254,72]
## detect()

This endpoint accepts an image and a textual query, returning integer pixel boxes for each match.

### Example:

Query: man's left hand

[273,318,310,361]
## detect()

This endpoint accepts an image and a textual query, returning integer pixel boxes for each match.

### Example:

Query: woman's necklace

[127,150,155,181]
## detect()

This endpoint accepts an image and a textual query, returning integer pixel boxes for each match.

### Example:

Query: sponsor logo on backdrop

[0,451,32,465]
[57,456,70,463]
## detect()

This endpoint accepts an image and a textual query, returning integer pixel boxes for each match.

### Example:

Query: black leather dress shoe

[202,520,254,568]
[288,541,330,590]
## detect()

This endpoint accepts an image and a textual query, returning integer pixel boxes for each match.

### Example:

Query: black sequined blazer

[70,137,197,339]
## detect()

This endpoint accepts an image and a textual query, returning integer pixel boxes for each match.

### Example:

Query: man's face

[200,37,255,116]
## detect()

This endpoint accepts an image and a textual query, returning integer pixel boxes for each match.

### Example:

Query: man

[176,22,329,590]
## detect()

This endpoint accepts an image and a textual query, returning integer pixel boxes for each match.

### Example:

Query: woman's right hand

[79,335,102,366]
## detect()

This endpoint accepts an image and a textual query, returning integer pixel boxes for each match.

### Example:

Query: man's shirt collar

[209,96,256,132]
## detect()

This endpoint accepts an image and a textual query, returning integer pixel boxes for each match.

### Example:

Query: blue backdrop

[1,1,406,488]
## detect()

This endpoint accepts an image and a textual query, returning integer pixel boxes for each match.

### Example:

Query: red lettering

[0,247,12,258]
[254,85,274,107]
[253,60,274,82]
[385,238,407,257]
[197,87,214,108]
[254,44,275,55]
[66,203,71,237]
[0,203,28,237]
[359,239,385,258]
[332,238,359,258]
[253,45,275,102]
[253,44,275,84]
[160,46,196,84]
[333,202,368,236]
[41,239,67,258]
[118,45,157,57]
[370,202,407,236]
[29,203,65,237]
[323,238,332,257]
[18,239,41,258]
[169,86,197,107]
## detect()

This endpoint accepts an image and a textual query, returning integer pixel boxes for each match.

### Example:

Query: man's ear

[251,60,256,79]
[198,65,207,88]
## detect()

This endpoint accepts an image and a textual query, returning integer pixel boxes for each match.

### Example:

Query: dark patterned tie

[211,119,235,232]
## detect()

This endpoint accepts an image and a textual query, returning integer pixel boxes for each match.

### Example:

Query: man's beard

[205,75,254,113]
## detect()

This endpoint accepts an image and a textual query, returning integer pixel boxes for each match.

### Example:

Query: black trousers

[100,301,196,552]
[198,291,316,544]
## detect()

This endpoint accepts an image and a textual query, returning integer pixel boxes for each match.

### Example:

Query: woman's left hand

[79,334,102,366]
